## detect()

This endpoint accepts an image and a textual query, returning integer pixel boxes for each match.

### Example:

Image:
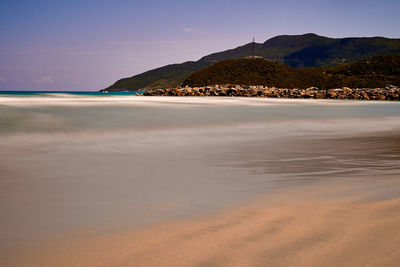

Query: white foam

[0,95,395,107]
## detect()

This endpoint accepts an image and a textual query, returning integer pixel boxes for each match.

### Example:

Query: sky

[0,0,399,91]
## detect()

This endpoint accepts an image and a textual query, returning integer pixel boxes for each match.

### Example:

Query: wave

[1,95,398,107]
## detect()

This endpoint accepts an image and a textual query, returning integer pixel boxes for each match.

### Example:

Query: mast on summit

[252,37,255,57]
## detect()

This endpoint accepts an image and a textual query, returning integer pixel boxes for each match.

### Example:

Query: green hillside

[325,52,400,88]
[182,58,325,89]
[200,33,334,64]
[104,33,400,91]
[106,61,211,91]
[327,52,400,76]
[284,37,400,67]
[183,54,400,89]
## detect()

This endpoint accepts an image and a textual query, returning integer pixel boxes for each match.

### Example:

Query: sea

[0,91,399,265]
[0,90,143,95]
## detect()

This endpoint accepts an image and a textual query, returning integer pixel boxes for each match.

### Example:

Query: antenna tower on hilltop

[252,37,255,57]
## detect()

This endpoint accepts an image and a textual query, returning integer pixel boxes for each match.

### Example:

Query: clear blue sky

[1,0,399,90]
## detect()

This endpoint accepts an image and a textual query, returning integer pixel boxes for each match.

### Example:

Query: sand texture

[13,185,400,267]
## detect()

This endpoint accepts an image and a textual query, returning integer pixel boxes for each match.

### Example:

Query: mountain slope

[327,52,400,76]
[285,37,400,67]
[106,61,212,91]
[325,52,400,88]
[104,33,400,91]
[199,33,334,63]
[182,54,400,89]
[182,58,325,89]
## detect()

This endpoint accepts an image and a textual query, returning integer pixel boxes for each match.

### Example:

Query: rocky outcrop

[143,85,400,101]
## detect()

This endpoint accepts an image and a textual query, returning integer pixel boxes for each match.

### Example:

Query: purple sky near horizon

[0,0,399,91]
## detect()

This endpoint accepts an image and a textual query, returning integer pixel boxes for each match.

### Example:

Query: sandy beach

[0,96,399,266]
[13,181,400,267]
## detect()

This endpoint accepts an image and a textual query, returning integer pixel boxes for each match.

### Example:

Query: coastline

[1,97,399,266]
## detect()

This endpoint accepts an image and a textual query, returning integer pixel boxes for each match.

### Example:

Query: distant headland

[102,33,400,92]
[101,51,400,100]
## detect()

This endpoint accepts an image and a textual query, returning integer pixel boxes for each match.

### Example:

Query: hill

[104,34,400,91]
[105,61,211,91]
[182,58,326,89]
[325,52,400,88]
[199,33,333,64]
[183,54,400,89]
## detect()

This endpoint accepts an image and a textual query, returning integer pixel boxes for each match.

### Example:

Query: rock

[142,85,399,101]
[361,91,370,100]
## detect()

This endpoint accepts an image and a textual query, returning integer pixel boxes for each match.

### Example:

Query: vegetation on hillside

[284,37,400,68]
[182,53,400,89]
[182,58,325,88]
[106,61,212,91]
[327,52,400,76]
[324,52,400,88]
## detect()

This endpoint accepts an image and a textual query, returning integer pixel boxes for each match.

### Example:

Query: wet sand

[13,181,400,267]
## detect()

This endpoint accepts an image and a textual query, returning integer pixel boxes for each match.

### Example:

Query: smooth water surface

[0,94,399,262]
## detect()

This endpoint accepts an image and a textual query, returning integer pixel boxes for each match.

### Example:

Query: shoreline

[1,98,399,266]
[140,85,400,100]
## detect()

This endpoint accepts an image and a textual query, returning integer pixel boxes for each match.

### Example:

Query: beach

[15,185,400,267]
[1,95,400,266]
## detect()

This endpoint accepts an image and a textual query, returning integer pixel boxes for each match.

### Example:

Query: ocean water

[0,93,400,263]
[0,90,143,95]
